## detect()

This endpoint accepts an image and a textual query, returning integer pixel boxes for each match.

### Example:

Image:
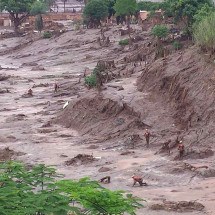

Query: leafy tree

[57,177,143,215]
[104,0,116,18]
[83,0,108,28]
[0,0,33,33]
[152,25,169,58]
[164,0,214,27]
[152,24,169,39]
[0,161,143,215]
[114,0,137,45]
[137,1,161,12]
[193,3,215,25]
[0,0,49,34]
[31,1,47,32]
[0,161,72,215]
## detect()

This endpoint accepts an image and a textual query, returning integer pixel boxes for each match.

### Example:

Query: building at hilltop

[51,0,84,13]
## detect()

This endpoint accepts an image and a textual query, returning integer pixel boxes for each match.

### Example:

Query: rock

[120,151,135,155]
[86,145,99,149]
[117,86,124,91]
[31,66,45,71]
[22,62,38,67]
[98,167,111,172]
[0,74,10,81]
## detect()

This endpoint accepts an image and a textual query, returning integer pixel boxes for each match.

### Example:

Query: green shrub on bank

[119,38,129,46]
[85,73,97,87]
[43,31,52,38]
[152,25,169,39]
[173,40,182,50]
[194,12,215,53]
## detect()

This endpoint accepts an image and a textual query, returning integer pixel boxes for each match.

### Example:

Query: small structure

[139,10,149,21]
[0,13,12,27]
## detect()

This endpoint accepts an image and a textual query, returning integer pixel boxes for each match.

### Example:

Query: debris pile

[0,147,25,161]
[150,200,205,212]
[65,154,96,166]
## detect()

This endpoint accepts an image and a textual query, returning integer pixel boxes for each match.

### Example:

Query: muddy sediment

[0,24,215,215]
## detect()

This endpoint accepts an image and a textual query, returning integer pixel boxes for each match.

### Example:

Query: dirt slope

[137,47,215,149]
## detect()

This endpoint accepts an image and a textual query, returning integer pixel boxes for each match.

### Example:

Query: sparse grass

[194,12,215,53]
[119,38,129,46]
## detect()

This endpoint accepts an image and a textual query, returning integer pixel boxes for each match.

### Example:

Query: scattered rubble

[150,200,205,212]
[65,154,96,166]
[0,147,25,161]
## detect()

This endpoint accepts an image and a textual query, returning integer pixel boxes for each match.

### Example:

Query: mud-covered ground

[0,25,215,215]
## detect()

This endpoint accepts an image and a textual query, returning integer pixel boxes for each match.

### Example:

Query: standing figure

[54,83,59,93]
[144,129,151,148]
[178,141,185,158]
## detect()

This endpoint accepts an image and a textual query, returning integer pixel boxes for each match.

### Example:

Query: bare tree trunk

[127,15,132,49]
[9,12,29,35]
[64,1,66,13]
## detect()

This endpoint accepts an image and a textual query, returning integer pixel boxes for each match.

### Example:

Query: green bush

[152,25,169,39]
[85,73,97,87]
[194,12,215,53]
[119,38,129,46]
[43,31,52,38]
[173,40,182,50]
[0,161,144,215]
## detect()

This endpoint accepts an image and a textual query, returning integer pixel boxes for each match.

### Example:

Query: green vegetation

[119,38,129,46]
[104,0,116,18]
[0,161,143,214]
[173,40,182,50]
[137,1,161,12]
[152,25,169,39]
[193,4,215,25]
[83,0,108,27]
[194,12,215,53]
[152,25,169,58]
[85,72,97,87]
[0,0,51,33]
[31,1,47,32]
[43,31,52,38]
[114,0,137,44]
[164,0,214,27]
[114,0,137,17]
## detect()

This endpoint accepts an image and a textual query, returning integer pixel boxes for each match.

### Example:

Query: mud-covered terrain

[0,25,215,214]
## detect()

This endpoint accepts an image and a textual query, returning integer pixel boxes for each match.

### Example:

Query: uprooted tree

[0,0,48,34]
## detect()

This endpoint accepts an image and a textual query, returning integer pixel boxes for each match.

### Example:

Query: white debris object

[63,101,69,109]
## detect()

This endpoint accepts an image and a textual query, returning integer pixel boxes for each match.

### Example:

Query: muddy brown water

[0,27,215,214]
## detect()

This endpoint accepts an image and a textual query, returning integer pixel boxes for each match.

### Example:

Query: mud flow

[0,23,215,215]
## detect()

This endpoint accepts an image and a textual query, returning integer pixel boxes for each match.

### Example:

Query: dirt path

[0,28,215,214]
